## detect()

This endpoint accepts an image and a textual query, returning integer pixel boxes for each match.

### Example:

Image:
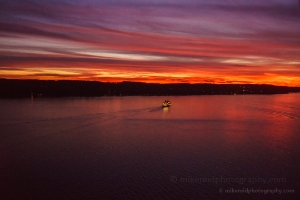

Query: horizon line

[1,77,299,88]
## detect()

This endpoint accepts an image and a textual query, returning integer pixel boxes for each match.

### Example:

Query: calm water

[0,94,300,199]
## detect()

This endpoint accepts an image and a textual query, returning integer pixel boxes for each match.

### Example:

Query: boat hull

[162,101,171,107]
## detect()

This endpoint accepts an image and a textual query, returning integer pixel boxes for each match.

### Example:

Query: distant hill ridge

[1,79,300,98]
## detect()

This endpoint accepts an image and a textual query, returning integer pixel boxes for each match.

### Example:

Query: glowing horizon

[1,0,300,86]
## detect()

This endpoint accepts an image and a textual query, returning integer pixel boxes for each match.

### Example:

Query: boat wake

[148,107,164,112]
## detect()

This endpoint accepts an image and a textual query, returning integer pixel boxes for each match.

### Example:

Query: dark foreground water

[1,94,300,199]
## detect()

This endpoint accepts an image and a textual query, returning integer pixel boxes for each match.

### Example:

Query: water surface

[0,94,299,199]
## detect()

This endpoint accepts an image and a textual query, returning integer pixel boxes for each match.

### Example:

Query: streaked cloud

[0,0,299,86]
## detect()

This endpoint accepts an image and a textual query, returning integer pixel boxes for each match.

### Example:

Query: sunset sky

[1,0,300,86]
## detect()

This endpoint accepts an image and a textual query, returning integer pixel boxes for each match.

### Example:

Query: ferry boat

[162,100,171,107]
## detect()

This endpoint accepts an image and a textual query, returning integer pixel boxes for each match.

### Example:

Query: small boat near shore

[162,100,171,107]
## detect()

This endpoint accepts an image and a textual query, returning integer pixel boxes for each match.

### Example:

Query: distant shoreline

[1,79,300,98]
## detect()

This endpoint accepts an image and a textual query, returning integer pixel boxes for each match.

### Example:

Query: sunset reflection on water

[0,94,299,199]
